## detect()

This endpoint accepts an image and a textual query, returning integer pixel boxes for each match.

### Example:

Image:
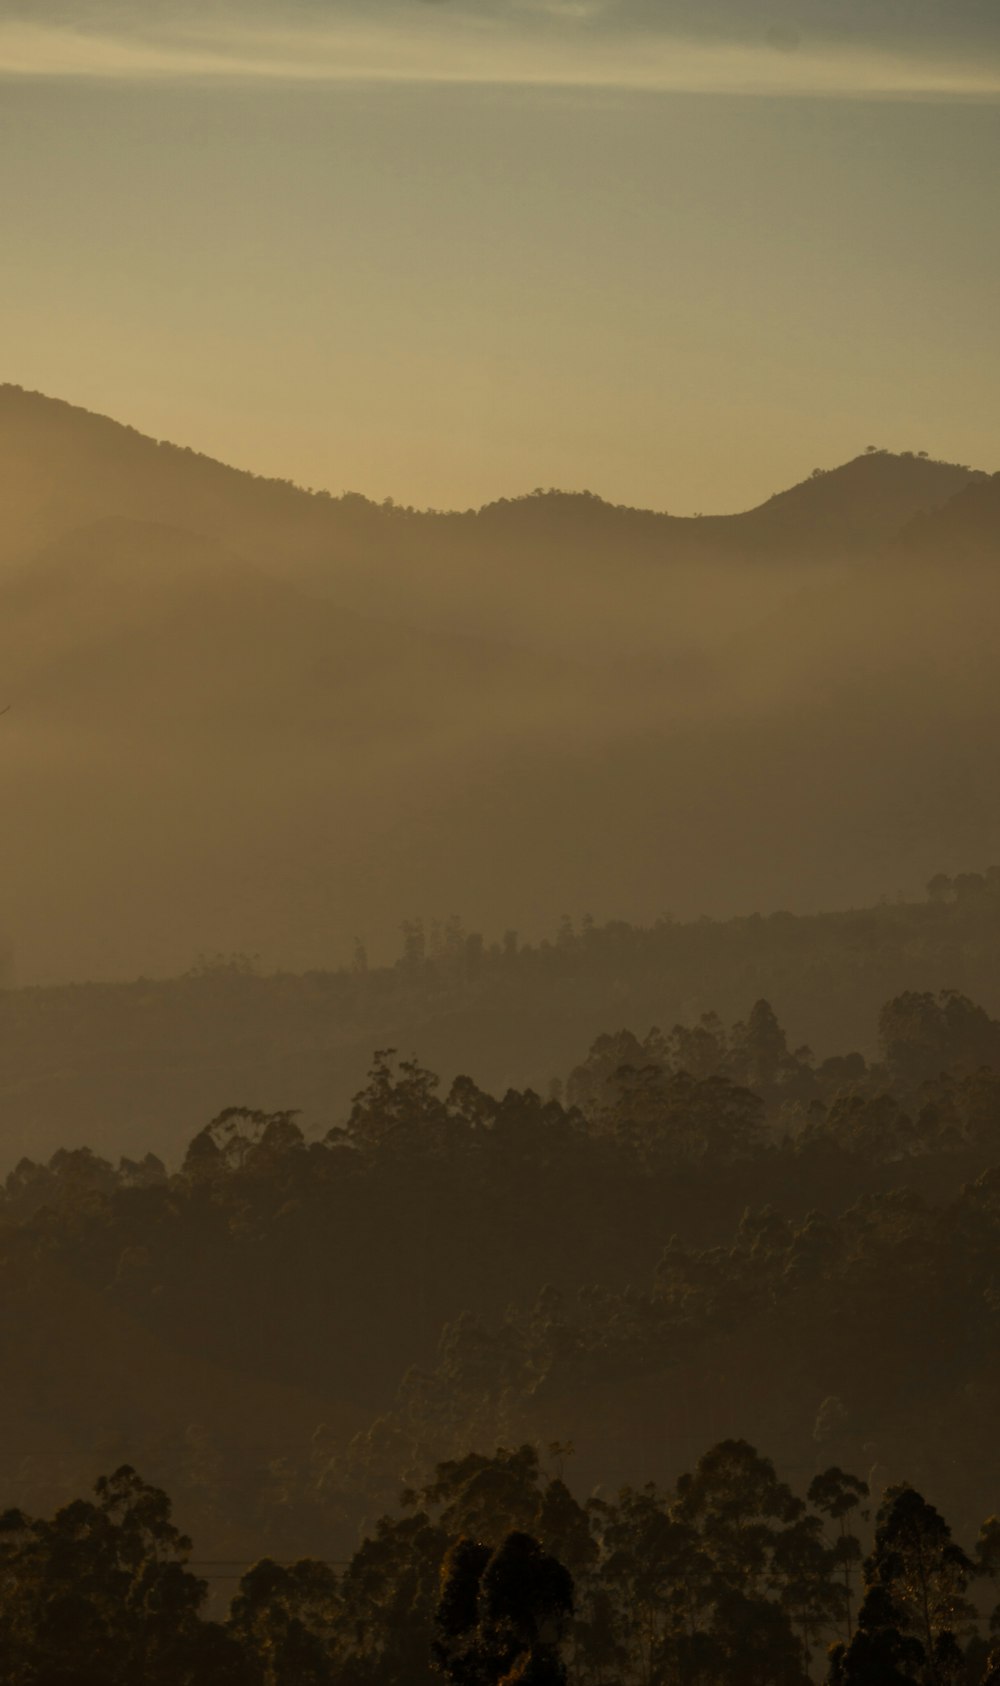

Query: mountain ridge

[1,384,999,988]
[0,382,984,547]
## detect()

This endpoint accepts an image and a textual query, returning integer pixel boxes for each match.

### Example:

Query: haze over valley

[1,383,997,987]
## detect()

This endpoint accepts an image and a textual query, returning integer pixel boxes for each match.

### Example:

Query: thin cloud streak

[1,17,999,99]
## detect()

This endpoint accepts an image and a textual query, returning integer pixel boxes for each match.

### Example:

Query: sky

[2,0,999,511]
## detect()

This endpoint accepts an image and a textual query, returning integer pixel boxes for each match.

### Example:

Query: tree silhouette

[434,1531,573,1686]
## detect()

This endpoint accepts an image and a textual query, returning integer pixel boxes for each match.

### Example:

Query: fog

[0,384,994,987]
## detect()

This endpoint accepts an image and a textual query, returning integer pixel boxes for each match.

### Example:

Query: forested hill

[1,387,999,989]
[1,870,1000,1167]
[0,383,981,570]
[7,981,1000,1578]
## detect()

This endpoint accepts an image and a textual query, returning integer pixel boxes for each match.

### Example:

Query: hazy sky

[2,0,999,510]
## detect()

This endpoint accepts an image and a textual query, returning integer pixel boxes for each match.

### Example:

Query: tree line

[8,871,1000,1171]
[5,991,1000,1565]
[5,1439,1000,1685]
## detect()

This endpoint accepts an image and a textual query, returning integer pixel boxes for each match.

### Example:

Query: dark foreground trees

[434,1531,573,1686]
[0,1441,858,1686]
[8,1444,1000,1685]
[9,985,1000,1566]
[830,1485,977,1686]
[0,1466,246,1685]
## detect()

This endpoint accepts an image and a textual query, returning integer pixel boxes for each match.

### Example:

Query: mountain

[1,382,984,665]
[691,448,985,555]
[0,383,997,991]
[0,384,980,576]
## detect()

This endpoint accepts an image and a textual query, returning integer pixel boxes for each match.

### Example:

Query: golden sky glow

[2,1,998,510]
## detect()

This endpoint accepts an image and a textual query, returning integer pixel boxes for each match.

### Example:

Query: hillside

[0,385,980,575]
[6,973,1000,1577]
[3,875,1000,1169]
[0,386,998,990]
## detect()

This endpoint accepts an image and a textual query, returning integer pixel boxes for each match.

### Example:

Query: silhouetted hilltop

[471,451,982,562]
[0,385,343,565]
[1,383,997,991]
[0,384,982,571]
[695,447,984,557]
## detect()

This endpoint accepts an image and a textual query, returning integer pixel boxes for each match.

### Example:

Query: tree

[770,1512,845,1662]
[416,1447,553,1547]
[807,1468,869,1639]
[345,1050,450,1157]
[730,1000,790,1092]
[975,1516,1000,1636]
[842,1486,977,1685]
[819,1092,914,1161]
[413,1446,594,1577]
[706,1587,810,1685]
[0,1467,222,1686]
[434,1531,573,1686]
[228,1558,340,1685]
[183,1107,302,1177]
[675,1440,804,1598]
[667,1012,728,1082]
[828,1584,926,1685]
[337,1510,448,1685]
[878,992,1000,1087]
[565,1030,665,1118]
[590,1482,709,1686]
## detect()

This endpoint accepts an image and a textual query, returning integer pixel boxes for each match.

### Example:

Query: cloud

[0,2,998,98]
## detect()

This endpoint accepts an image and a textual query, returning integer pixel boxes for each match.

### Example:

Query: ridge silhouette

[0,383,996,989]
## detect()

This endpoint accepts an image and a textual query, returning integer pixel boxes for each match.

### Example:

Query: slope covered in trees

[5,982,1000,1571]
[3,871,1000,1166]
